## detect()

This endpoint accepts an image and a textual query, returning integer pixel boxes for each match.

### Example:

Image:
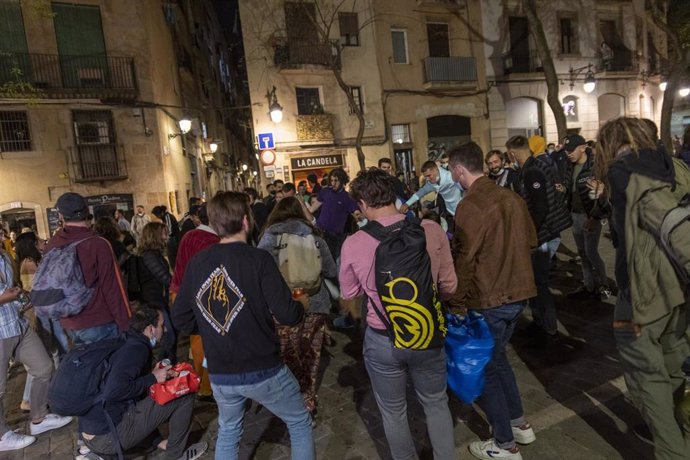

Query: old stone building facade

[238,0,490,186]
[480,0,667,149]
[0,0,250,237]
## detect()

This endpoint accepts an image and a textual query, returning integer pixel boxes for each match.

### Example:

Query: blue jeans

[363,328,455,460]
[67,322,119,346]
[474,302,527,450]
[211,365,314,460]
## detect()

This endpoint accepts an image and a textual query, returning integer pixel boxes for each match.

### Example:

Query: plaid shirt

[0,251,25,339]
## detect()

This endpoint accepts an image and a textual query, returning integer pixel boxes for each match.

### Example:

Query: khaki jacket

[624,161,688,325]
[451,176,538,309]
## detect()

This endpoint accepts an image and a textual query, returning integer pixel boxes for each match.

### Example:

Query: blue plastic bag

[445,312,494,404]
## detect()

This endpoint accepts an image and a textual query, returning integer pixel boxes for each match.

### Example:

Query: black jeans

[85,394,194,459]
[530,246,558,334]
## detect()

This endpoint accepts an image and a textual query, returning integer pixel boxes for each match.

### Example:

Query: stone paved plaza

[2,231,658,459]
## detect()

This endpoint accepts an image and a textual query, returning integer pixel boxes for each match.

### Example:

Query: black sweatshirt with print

[172,241,303,375]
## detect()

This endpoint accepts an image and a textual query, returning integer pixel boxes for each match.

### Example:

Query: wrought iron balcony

[274,41,340,70]
[423,56,477,84]
[296,114,334,142]
[68,144,128,182]
[0,53,137,99]
[503,50,543,74]
[597,48,636,72]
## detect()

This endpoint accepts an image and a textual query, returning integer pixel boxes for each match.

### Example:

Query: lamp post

[569,63,596,93]
[168,117,192,139]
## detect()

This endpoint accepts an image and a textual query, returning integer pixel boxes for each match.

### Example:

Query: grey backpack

[31,238,95,319]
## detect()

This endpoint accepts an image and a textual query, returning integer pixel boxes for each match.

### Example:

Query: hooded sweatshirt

[608,146,676,321]
[45,226,130,332]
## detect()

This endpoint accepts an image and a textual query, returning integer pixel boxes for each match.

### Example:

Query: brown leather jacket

[450,176,538,310]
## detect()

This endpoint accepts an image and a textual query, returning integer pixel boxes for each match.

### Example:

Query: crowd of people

[0,118,688,459]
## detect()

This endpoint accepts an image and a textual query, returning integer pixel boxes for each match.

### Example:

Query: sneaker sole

[512,430,536,445]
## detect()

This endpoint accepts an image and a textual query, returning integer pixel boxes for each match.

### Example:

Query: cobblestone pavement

[3,230,657,459]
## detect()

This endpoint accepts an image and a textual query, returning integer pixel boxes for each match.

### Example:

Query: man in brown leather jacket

[448,142,538,460]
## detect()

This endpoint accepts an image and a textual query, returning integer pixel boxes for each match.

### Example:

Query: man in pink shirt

[339,169,457,459]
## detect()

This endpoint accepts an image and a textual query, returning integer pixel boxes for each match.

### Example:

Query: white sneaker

[512,423,536,445]
[0,430,36,451]
[30,413,73,435]
[177,441,208,460]
[469,439,522,460]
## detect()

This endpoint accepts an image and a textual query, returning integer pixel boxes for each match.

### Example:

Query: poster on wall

[46,207,61,235]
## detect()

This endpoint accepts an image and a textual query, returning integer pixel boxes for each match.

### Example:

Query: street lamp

[169,117,192,139]
[209,142,218,153]
[583,71,596,93]
[242,163,248,172]
[679,86,690,97]
[659,80,667,92]
[266,86,283,123]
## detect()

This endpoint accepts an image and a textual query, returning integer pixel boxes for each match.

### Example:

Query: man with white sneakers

[0,249,72,451]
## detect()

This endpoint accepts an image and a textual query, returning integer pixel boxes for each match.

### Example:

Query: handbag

[445,312,494,404]
[149,362,200,405]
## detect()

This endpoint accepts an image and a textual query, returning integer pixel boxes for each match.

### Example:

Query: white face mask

[149,336,157,347]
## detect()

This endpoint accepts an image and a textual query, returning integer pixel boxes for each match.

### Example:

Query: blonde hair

[594,117,657,184]
[137,222,167,254]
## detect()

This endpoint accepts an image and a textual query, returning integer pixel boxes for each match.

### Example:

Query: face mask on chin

[149,336,157,347]
[489,167,504,177]
[440,163,449,170]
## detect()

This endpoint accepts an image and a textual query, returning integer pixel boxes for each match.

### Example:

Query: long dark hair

[15,232,41,267]
[263,197,320,237]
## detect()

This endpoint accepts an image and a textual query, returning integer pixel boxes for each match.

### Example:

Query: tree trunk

[524,0,567,142]
[331,61,367,171]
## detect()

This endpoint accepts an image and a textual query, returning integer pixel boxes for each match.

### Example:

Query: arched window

[598,93,625,126]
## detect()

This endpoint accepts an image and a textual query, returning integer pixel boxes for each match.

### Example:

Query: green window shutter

[52,2,106,56]
[0,1,28,53]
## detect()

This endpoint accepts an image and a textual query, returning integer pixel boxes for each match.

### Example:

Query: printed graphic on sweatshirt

[195,265,245,335]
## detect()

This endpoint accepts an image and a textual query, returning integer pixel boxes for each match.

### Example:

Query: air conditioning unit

[74,121,109,144]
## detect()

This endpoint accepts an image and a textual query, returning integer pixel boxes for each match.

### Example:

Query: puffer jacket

[257,219,337,314]
[564,152,610,219]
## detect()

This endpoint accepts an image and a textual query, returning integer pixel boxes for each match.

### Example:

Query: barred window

[349,86,363,115]
[391,124,411,144]
[0,111,31,152]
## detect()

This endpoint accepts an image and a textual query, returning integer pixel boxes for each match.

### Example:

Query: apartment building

[0,0,251,237]
[480,0,667,148]
[238,0,489,186]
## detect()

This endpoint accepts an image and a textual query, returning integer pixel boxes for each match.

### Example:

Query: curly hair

[329,167,350,186]
[349,168,396,209]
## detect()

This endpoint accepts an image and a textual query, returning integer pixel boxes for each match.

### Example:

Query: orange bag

[149,363,200,405]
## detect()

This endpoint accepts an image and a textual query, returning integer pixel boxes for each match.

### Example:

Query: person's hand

[399,204,409,214]
[586,178,604,198]
[339,297,361,320]
[152,364,172,383]
[554,183,565,193]
[0,287,21,305]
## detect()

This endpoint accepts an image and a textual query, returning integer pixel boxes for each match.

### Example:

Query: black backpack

[48,336,125,416]
[362,218,446,349]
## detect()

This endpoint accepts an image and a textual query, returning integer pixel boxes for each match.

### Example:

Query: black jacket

[138,249,171,307]
[564,152,610,218]
[79,331,156,435]
[520,157,572,244]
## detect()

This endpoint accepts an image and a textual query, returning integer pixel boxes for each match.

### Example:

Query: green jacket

[624,158,690,325]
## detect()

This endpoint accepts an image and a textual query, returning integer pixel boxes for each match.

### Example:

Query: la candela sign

[290,154,343,171]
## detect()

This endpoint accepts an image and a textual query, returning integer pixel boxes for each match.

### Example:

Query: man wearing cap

[505,136,572,353]
[563,135,611,300]
[46,192,130,345]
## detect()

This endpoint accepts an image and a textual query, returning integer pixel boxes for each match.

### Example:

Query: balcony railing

[597,48,635,72]
[423,56,477,83]
[68,144,128,182]
[274,41,340,70]
[503,50,542,74]
[0,53,137,99]
[296,114,334,142]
